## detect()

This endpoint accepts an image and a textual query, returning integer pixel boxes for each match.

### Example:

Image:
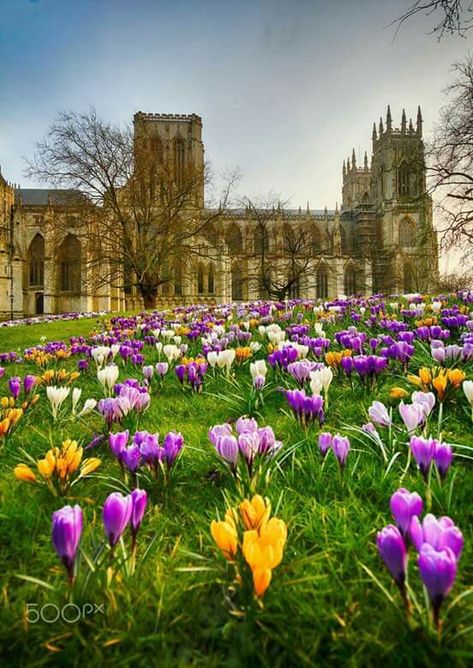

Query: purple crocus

[409,513,463,560]
[103,492,133,549]
[418,543,457,629]
[121,444,142,473]
[109,431,129,459]
[332,434,350,468]
[23,375,36,395]
[8,376,21,400]
[409,436,436,480]
[235,416,258,433]
[390,488,423,537]
[155,362,169,376]
[376,524,407,587]
[130,488,147,544]
[163,431,184,467]
[208,423,233,446]
[215,434,239,468]
[318,432,332,456]
[434,441,453,479]
[51,504,83,583]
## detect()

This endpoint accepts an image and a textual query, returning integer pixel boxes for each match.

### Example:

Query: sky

[0,0,471,271]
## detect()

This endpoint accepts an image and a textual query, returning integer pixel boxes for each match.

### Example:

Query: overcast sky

[0,0,470,265]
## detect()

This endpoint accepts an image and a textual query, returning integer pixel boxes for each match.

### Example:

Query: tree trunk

[140,285,158,310]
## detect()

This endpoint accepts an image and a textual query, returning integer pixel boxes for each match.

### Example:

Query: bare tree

[390,0,473,39]
[25,109,237,308]
[427,57,473,263]
[243,196,319,300]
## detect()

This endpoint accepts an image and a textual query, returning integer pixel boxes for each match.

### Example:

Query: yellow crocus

[242,518,287,572]
[419,368,432,386]
[210,517,238,560]
[80,457,101,476]
[432,373,447,401]
[37,455,55,477]
[0,417,11,436]
[239,495,271,531]
[390,387,409,399]
[14,463,37,483]
[447,369,466,388]
[252,568,272,598]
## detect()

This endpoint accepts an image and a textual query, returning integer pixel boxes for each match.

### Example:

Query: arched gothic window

[226,224,243,255]
[399,218,416,247]
[174,262,182,296]
[283,225,295,253]
[311,226,321,255]
[197,263,205,294]
[174,137,185,185]
[231,264,244,301]
[57,234,81,292]
[254,226,269,255]
[288,272,300,298]
[208,262,215,294]
[344,267,357,296]
[404,261,416,293]
[28,233,45,287]
[398,161,411,197]
[316,268,328,299]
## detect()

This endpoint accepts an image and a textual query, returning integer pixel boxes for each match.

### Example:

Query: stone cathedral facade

[0,105,438,319]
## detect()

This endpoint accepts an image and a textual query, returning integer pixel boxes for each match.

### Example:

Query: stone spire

[364,151,368,169]
[386,105,392,132]
[416,106,423,137]
[379,116,384,135]
[401,109,407,133]
[351,148,356,169]
[372,122,377,143]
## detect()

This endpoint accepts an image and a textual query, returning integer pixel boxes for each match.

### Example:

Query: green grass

[0,306,473,667]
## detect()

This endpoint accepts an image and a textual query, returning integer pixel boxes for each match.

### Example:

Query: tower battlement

[134,112,202,125]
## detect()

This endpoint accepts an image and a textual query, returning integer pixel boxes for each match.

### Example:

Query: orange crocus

[239,495,271,531]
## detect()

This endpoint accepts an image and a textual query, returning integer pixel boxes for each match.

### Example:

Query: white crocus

[463,380,473,420]
[46,386,71,420]
[207,351,218,368]
[217,349,236,375]
[91,346,111,368]
[110,344,120,359]
[156,342,163,356]
[77,398,97,417]
[250,341,261,353]
[250,359,267,380]
[310,377,322,395]
[97,365,119,395]
[163,344,181,363]
[173,336,182,346]
[72,388,82,413]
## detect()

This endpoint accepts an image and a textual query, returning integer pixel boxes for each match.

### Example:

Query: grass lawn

[0,298,472,667]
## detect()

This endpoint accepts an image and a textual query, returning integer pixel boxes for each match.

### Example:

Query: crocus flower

[51,504,83,583]
[215,434,239,469]
[239,495,271,530]
[235,416,258,433]
[409,436,436,479]
[8,376,21,400]
[411,391,436,418]
[434,441,453,479]
[130,488,147,542]
[103,492,133,549]
[23,375,36,395]
[97,365,119,395]
[390,488,423,537]
[463,380,473,419]
[376,524,407,587]
[108,430,130,459]
[418,543,457,629]
[318,432,332,456]
[332,434,350,468]
[155,362,169,376]
[368,401,391,427]
[163,431,184,467]
[46,386,71,420]
[211,510,238,560]
[399,401,425,433]
[208,423,233,446]
[409,513,463,559]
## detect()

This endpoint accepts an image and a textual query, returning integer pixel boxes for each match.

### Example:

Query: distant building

[0,106,438,318]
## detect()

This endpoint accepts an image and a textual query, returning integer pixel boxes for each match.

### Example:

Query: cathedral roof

[14,188,83,207]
